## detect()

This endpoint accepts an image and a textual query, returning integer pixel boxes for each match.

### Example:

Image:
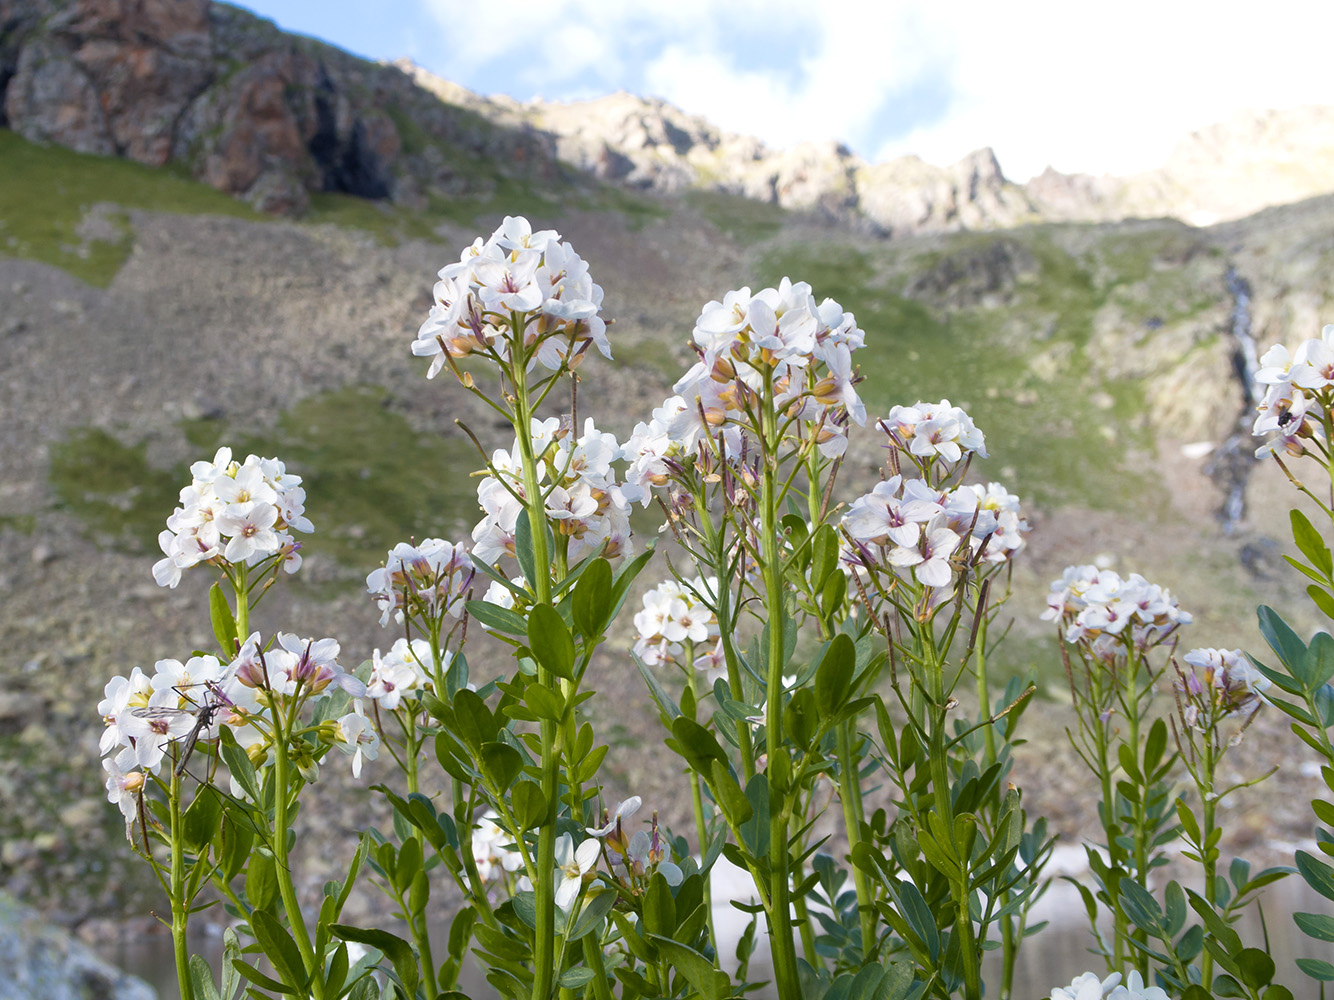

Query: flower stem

[169,769,195,1000]
[759,379,801,1000]
[510,327,563,1000]
[269,702,322,998]
[834,721,876,958]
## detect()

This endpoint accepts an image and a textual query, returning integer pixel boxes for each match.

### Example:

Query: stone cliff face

[0,0,565,214]
[4,2,1334,232]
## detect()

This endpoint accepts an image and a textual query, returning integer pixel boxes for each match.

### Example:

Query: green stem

[835,721,876,958]
[233,564,249,641]
[759,379,802,1000]
[1095,712,1127,971]
[269,702,322,998]
[921,629,980,1000]
[684,664,718,955]
[510,326,562,1000]
[169,769,195,1000]
[1124,664,1150,980]
[693,488,757,781]
[1200,742,1218,988]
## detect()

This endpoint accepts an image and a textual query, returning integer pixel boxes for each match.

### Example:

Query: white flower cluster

[366,538,473,628]
[1051,971,1170,1000]
[153,447,312,588]
[879,399,987,471]
[473,416,641,570]
[1043,565,1192,657]
[412,215,607,377]
[472,810,525,883]
[842,475,1027,589]
[671,279,867,458]
[98,633,369,831]
[1179,647,1271,727]
[632,577,723,679]
[365,637,435,710]
[1252,322,1334,456]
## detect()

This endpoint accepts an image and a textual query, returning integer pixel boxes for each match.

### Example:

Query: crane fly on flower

[130,679,233,777]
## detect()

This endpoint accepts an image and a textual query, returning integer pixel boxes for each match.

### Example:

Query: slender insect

[131,680,232,777]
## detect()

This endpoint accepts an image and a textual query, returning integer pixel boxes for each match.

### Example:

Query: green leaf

[209,583,239,656]
[559,967,596,989]
[1237,947,1277,989]
[1292,509,1333,575]
[647,936,733,1000]
[528,603,575,680]
[1296,910,1334,942]
[1297,957,1334,980]
[815,633,855,717]
[455,690,498,753]
[218,808,254,883]
[890,881,940,962]
[572,558,613,638]
[513,509,542,593]
[1143,717,1168,774]
[245,851,278,913]
[1297,850,1334,902]
[642,872,677,937]
[251,910,309,992]
[1176,799,1202,845]
[1309,633,1334,689]
[232,958,297,995]
[522,681,565,722]
[330,924,419,1000]
[1308,585,1334,621]
[324,943,348,1000]
[217,728,259,804]
[578,742,609,783]
[820,570,847,621]
[670,717,727,772]
[511,781,547,831]
[709,759,753,826]
[480,741,523,793]
[739,774,770,858]
[190,955,222,1000]
[809,523,839,591]
[465,599,530,636]
[568,889,617,942]
[1258,606,1310,680]
[181,785,223,855]
[510,890,538,930]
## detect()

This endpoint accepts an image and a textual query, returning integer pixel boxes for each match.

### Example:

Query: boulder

[0,893,155,1000]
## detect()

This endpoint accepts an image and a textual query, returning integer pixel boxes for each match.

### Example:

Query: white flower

[553,833,600,909]
[1051,972,1120,1000]
[334,704,380,779]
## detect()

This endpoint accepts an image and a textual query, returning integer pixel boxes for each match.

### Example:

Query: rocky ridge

[6,1,1334,233]
[0,0,567,214]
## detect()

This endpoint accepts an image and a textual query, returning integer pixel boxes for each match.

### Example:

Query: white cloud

[417,0,1334,180]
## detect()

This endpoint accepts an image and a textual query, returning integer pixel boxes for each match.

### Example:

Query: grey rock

[0,893,156,1000]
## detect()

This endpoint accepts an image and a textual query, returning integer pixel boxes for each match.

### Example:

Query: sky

[232,0,1334,183]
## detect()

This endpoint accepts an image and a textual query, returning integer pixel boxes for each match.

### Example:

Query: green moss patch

[48,429,183,552]
[685,188,787,243]
[759,230,1167,512]
[48,387,485,568]
[0,129,261,286]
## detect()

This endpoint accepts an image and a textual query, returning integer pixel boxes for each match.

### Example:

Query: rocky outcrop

[1025,107,1334,227]
[5,2,1334,232]
[0,893,155,1000]
[0,0,564,214]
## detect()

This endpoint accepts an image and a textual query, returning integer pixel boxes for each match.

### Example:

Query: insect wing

[130,705,194,721]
